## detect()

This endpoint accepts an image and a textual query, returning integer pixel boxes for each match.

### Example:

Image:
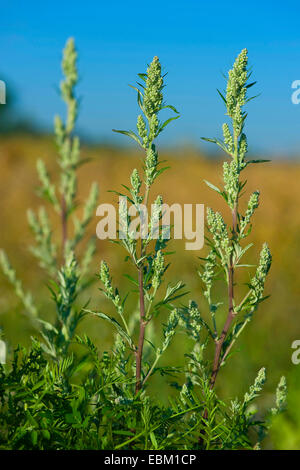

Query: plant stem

[61,195,67,262]
[61,134,71,263]
[135,266,146,394]
[201,203,238,428]
[209,201,238,389]
[135,186,150,394]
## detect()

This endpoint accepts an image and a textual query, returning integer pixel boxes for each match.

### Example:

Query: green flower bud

[143,56,163,118]
[152,250,164,291]
[240,190,260,234]
[200,250,216,301]
[130,168,142,199]
[100,261,114,297]
[272,376,287,415]
[225,49,248,127]
[222,123,234,153]
[207,208,231,263]
[179,300,202,341]
[244,367,266,405]
[159,309,179,354]
[223,160,239,208]
[250,243,272,303]
[145,147,158,187]
[137,114,149,148]
[238,133,248,163]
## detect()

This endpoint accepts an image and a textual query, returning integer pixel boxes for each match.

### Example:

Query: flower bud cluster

[271,376,287,415]
[137,115,149,148]
[143,56,163,118]
[60,38,78,133]
[244,367,266,406]
[207,208,232,262]
[226,48,248,119]
[100,261,122,313]
[250,243,272,303]
[200,250,216,301]
[158,309,179,355]
[222,123,234,154]
[179,300,202,341]
[238,133,248,164]
[130,169,143,204]
[145,147,158,187]
[223,160,239,208]
[151,250,164,291]
[240,191,260,234]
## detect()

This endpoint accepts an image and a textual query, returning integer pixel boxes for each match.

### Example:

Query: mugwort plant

[0,40,286,450]
[0,39,99,359]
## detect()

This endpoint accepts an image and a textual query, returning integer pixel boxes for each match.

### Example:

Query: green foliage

[0,42,287,450]
[0,338,286,450]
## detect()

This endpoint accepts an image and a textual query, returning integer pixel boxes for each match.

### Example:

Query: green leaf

[123,273,138,286]
[31,430,38,446]
[201,137,217,144]
[112,129,143,148]
[137,73,147,82]
[246,93,261,103]
[150,431,158,448]
[246,159,271,165]
[128,84,145,112]
[234,243,253,264]
[113,430,135,436]
[86,310,134,350]
[42,429,50,440]
[204,180,222,194]
[236,264,256,268]
[37,319,59,334]
[121,184,131,192]
[164,281,185,302]
[246,81,257,89]
[156,166,171,178]
[158,115,180,133]
[160,104,180,114]
[217,88,227,104]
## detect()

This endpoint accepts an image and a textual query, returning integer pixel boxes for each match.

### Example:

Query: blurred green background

[0,132,299,448]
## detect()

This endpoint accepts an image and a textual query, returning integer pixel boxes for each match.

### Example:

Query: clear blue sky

[1,0,300,156]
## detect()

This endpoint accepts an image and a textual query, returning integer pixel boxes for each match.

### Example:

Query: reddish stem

[135,266,146,394]
[202,202,238,424]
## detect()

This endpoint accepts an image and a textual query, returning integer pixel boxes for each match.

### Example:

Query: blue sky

[1,0,300,155]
